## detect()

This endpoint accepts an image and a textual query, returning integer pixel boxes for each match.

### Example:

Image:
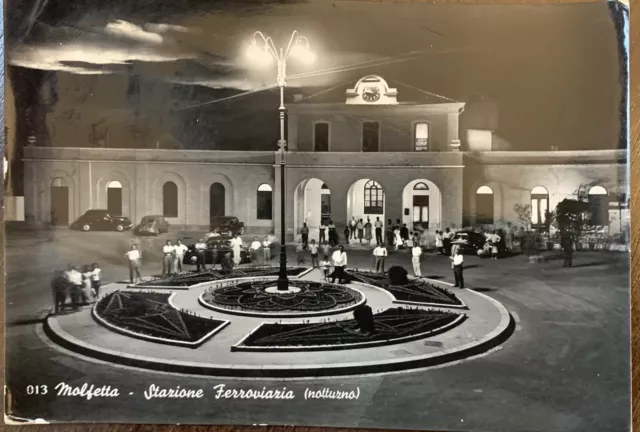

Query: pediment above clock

[345,75,398,105]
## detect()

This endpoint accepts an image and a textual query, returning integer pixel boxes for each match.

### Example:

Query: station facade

[21,75,628,240]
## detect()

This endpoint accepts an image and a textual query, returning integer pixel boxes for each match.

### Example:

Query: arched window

[364,180,384,214]
[476,186,494,225]
[257,184,273,220]
[107,181,123,216]
[588,186,609,226]
[321,183,329,190]
[162,181,178,218]
[413,182,429,190]
[531,186,549,228]
[414,123,429,151]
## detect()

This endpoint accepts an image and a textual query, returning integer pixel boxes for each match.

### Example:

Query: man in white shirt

[262,236,271,266]
[162,240,174,275]
[125,244,142,283]
[374,217,383,245]
[411,244,423,277]
[195,238,208,272]
[450,249,464,288]
[230,234,244,266]
[349,217,357,240]
[308,239,320,268]
[91,263,102,297]
[65,265,84,309]
[250,237,262,266]
[372,243,388,273]
[173,240,189,273]
[331,245,348,284]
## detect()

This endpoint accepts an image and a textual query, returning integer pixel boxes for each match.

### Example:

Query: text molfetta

[55,383,120,400]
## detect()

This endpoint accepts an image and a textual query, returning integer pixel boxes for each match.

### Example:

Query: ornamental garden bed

[346,270,464,308]
[201,280,365,317]
[93,291,228,347]
[131,267,310,288]
[234,307,465,351]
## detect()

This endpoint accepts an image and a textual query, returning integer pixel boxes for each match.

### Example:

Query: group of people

[51,263,102,314]
[300,216,385,249]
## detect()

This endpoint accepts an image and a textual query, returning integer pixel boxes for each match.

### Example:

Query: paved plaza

[5,228,631,431]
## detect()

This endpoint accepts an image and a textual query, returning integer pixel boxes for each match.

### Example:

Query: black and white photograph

[3,0,631,430]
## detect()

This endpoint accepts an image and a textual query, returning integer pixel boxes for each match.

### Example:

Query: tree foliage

[555,199,589,235]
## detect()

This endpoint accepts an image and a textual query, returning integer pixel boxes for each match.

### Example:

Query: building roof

[290,77,459,105]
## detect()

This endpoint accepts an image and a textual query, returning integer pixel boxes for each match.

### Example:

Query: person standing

[162,240,174,275]
[319,221,327,244]
[230,234,244,266]
[195,238,208,272]
[435,230,444,254]
[125,244,142,284]
[357,219,364,243]
[393,226,403,250]
[387,219,394,247]
[250,237,262,265]
[561,232,574,267]
[65,265,83,309]
[308,239,319,268]
[90,263,102,299]
[400,224,410,246]
[505,222,514,252]
[374,217,383,245]
[443,228,453,256]
[489,230,501,259]
[331,245,348,284]
[450,249,464,288]
[51,270,68,314]
[300,223,310,249]
[262,236,271,266]
[82,265,94,303]
[349,217,358,239]
[364,218,373,245]
[173,240,189,273]
[411,244,423,277]
[343,224,350,245]
[320,255,332,281]
[328,220,337,246]
[372,243,388,273]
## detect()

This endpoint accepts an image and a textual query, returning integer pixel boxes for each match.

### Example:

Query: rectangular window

[257,191,273,220]
[530,197,548,227]
[314,123,329,152]
[362,122,379,152]
[414,122,429,151]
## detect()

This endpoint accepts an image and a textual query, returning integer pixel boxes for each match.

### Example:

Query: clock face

[362,86,381,102]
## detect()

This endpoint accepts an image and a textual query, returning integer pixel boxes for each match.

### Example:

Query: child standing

[90,263,102,299]
[320,255,332,282]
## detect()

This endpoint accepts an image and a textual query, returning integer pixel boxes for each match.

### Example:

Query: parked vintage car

[70,210,133,232]
[451,230,487,254]
[209,216,245,236]
[182,236,252,265]
[133,215,170,236]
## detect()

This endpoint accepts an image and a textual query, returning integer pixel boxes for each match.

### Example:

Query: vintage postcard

[3,0,630,430]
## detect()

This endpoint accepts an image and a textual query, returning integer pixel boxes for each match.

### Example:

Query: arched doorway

[107,181,123,216]
[530,186,549,229]
[401,179,441,232]
[210,183,225,219]
[475,185,494,226]
[347,179,384,227]
[51,178,69,226]
[294,178,329,239]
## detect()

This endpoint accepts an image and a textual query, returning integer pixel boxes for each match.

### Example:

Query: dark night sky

[6,0,626,151]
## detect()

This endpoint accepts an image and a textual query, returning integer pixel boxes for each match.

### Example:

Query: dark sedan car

[451,230,486,254]
[134,215,170,236]
[70,210,133,232]
[182,237,252,265]
[210,216,245,236]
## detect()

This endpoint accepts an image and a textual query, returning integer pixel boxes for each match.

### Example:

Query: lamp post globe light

[247,31,315,291]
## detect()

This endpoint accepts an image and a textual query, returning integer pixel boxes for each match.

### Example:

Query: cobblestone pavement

[4,229,630,431]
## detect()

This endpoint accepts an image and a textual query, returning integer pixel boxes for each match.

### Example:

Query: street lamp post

[248,31,315,291]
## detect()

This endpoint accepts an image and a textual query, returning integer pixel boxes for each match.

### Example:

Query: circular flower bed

[201,280,365,316]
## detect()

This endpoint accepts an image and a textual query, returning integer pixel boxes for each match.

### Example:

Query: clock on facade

[362,86,381,102]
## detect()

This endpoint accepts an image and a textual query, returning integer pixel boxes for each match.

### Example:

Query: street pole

[250,31,313,291]
[276,48,289,291]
